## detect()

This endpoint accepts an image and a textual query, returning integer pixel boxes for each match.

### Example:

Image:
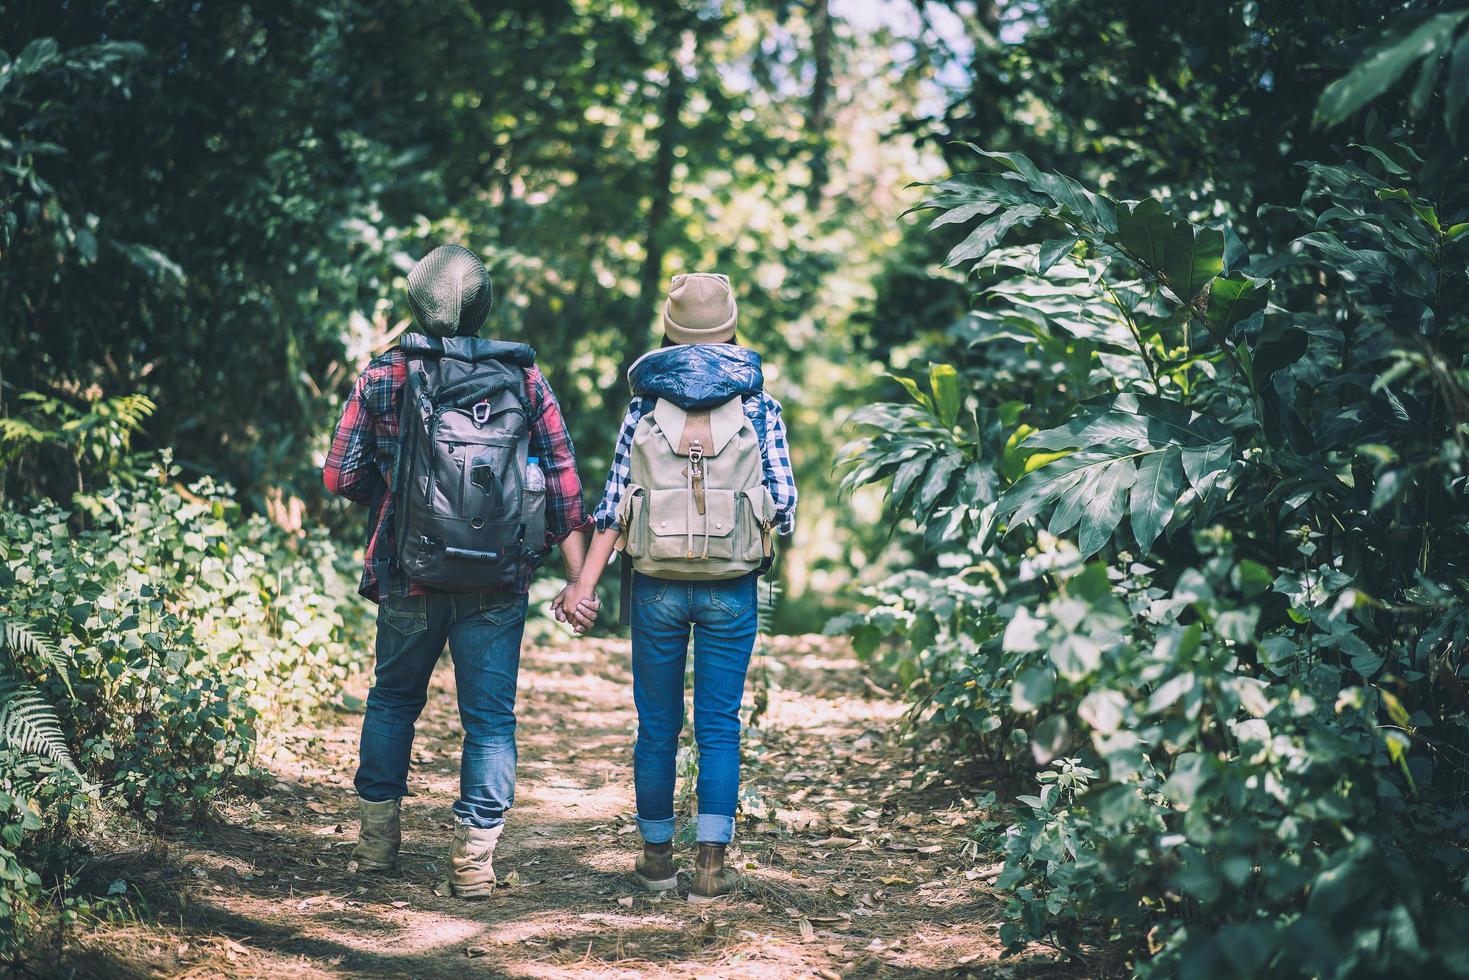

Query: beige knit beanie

[662,272,737,344]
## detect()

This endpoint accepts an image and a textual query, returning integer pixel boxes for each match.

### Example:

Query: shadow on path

[56,635,1090,979]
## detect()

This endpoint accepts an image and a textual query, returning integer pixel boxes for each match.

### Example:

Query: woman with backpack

[561,272,797,903]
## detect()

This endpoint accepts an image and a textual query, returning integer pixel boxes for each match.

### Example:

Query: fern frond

[101,393,157,434]
[0,673,80,776]
[0,619,76,696]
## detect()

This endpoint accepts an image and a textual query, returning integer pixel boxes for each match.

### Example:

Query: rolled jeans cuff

[637,815,675,844]
[696,813,735,845]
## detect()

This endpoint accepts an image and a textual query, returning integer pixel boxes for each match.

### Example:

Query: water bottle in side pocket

[524,456,546,493]
[522,456,548,562]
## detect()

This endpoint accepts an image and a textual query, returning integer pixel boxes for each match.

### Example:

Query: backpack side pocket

[617,484,649,558]
[740,485,778,562]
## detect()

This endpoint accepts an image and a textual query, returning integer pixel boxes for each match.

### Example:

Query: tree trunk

[805,0,833,211]
[621,25,697,382]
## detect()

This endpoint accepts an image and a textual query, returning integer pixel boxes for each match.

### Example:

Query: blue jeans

[354,590,528,828]
[630,571,758,845]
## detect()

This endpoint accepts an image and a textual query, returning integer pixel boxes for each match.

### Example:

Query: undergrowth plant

[833,137,1468,977]
[0,455,367,957]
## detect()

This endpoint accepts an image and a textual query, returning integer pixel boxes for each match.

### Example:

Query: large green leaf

[1048,474,1090,535]
[1180,440,1234,508]
[1000,451,1117,527]
[1112,199,1224,304]
[956,144,1117,234]
[914,452,964,519]
[1037,236,1079,274]
[1448,33,1469,136]
[944,204,1043,267]
[905,172,1050,217]
[1077,457,1138,557]
[1027,393,1229,452]
[928,363,961,427]
[1130,446,1185,554]
[1314,11,1469,129]
[1202,275,1271,336]
[1249,319,1309,383]
[1026,413,1156,452]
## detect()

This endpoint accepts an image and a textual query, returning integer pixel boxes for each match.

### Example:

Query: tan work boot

[688,842,738,904]
[634,840,678,892]
[352,797,401,872]
[448,822,504,898]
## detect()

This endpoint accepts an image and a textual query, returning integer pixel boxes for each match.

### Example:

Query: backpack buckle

[472,401,492,425]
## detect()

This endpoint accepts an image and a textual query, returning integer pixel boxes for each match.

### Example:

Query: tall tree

[629,13,701,379]
[805,0,833,210]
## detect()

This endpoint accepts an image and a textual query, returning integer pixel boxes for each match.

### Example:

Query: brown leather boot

[351,797,400,872]
[634,840,678,892]
[448,822,504,899]
[687,842,737,904]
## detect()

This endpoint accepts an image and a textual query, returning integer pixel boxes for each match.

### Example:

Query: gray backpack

[393,334,546,591]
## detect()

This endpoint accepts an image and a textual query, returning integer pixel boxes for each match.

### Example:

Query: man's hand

[552,582,601,635]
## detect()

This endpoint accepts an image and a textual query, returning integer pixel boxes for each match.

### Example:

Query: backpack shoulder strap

[523,366,553,425]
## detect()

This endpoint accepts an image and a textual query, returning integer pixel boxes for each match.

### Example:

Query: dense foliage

[836,14,1469,973]
[0,456,365,953]
[5,0,1468,972]
[0,0,899,614]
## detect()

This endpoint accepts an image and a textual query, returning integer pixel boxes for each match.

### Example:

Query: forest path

[67,634,1072,978]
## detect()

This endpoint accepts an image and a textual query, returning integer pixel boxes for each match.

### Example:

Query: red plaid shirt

[323,349,590,602]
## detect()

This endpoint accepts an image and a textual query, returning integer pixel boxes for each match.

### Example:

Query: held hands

[552,581,601,635]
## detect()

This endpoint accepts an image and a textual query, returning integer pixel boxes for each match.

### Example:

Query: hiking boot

[634,841,678,892]
[688,842,738,904]
[448,822,504,898]
[352,797,400,872]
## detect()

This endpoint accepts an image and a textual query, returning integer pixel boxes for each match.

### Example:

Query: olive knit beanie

[406,245,493,338]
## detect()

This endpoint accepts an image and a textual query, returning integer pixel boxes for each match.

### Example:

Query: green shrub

[0,455,368,953]
[833,140,1469,976]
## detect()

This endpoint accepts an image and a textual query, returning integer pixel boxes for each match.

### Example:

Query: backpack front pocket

[647,488,737,561]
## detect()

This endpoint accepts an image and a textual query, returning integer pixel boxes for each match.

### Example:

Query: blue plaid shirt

[592,393,797,536]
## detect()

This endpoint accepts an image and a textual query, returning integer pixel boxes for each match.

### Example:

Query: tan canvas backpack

[616,396,778,580]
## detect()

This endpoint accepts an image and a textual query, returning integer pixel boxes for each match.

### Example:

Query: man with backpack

[323,245,595,898]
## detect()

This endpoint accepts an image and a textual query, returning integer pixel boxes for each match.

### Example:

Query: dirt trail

[59,634,1074,978]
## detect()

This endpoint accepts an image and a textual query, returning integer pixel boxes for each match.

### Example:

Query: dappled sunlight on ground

[61,634,1083,978]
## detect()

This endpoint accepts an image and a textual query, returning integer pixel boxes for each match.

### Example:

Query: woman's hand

[553,581,600,634]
